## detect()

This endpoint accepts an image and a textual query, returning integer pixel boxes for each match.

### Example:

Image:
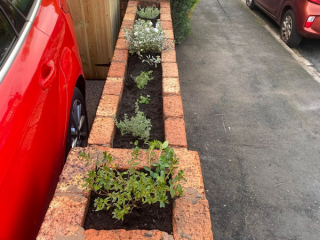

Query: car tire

[280,10,302,48]
[246,0,256,10]
[65,87,88,157]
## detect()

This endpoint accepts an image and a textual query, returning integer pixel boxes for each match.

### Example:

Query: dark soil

[84,191,173,233]
[113,53,164,149]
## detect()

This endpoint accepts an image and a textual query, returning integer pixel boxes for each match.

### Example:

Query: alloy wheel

[281,15,292,42]
[70,99,87,148]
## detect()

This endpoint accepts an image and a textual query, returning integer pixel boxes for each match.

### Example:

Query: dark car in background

[246,0,320,47]
[0,0,88,239]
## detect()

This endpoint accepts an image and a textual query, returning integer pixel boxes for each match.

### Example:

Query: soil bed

[84,191,173,233]
[113,53,164,149]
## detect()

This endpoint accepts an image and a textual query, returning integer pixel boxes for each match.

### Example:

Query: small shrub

[142,55,161,68]
[114,103,151,142]
[137,94,150,104]
[137,5,160,19]
[80,141,186,221]
[171,0,199,44]
[132,70,153,89]
[124,19,173,57]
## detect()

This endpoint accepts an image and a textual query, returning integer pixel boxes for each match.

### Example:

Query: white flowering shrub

[124,19,173,57]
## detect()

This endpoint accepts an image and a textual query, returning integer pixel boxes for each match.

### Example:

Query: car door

[0,0,67,239]
[255,0,269,11]
[268,0,286,19]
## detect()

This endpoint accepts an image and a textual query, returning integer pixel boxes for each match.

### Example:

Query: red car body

[0,0,86,239]
[249,0,320,46]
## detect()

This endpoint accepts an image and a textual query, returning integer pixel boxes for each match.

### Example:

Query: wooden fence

[67,0,120,79]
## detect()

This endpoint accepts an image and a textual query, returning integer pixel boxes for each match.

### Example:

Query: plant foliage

[136,5,160,19]
[137,94,150,104]
[80,141,186,221]
[114,103,151,142]
[132,70,154,89]
[124,19,173,57]
[170,0,199,44]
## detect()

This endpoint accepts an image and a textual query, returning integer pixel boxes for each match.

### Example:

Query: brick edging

[37,1,214,239]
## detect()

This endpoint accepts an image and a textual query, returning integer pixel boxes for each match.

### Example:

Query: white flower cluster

[124,19,173,57]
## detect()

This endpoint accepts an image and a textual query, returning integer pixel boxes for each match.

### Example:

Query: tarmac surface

[85,0,320,239]
[175,0,320,239]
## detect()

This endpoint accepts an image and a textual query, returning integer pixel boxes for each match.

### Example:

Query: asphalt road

[176,0,320,239]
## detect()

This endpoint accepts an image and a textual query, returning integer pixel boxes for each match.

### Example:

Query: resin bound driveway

[176,0,320,239]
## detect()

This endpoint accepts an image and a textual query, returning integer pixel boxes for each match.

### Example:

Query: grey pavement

[176,0,320,239]
[86,80,105,130]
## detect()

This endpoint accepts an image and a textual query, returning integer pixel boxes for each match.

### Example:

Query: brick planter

[37,1,214,239]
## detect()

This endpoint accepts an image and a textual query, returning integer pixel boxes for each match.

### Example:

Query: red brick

[112,49,129,62]
[127,1,138,7]
[160,2,170,8]
[115,38,128,50]
[162,62,179,78]
[165,29,174,39]
[108,62,127,78]
[123,13,136,21]
[125,6,137,14]
[163,78,181,96]
[164,118,187,148]
[102,77,124,96]
[174,149,206,196]
[96,95,120,117]
[162,49,176,63]
[161,21,173,30]
[163,95,184,119]
[88,117,115,147]
[173,189,213,240]
[55,148,95,198]
[85,229,172,240]
[37,195,87,240]
[160,13,171,22]
[160,7,170,14]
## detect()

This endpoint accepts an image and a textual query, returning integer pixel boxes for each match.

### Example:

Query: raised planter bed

[37,1,213,239]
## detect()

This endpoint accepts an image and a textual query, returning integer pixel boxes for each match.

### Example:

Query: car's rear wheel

[65,87,88,157]
[246,0,256,10]
[280,10,302,48]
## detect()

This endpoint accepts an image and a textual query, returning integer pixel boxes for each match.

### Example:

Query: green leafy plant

[142,55,161,68]
[80,141,186,221]
[171,0,199,44]
[114,103,151,142]
[137,94,150,104]
[136,5,160,19]
[132,70,153,89]
[124,19,173,57]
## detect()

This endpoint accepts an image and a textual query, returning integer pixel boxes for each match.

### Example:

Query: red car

[0,0,88,239]
[246,0,320,47]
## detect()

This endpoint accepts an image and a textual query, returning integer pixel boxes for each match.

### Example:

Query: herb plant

[136,5,160,19]
[142,55,161,68]
[114,103,151,142]
[137,94,150,104]
[124,19,173,57]
[132,70,153,89]
[80,141,186,221]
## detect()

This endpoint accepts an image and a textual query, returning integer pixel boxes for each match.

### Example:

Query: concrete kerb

[37,1,214,239]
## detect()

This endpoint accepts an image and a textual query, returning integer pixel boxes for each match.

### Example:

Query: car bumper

[297,2,320,38]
